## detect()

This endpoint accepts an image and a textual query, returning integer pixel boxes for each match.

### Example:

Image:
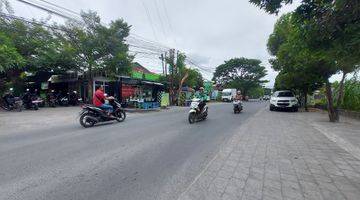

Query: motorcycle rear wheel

[80,113,96,128]
[114,110,126,122]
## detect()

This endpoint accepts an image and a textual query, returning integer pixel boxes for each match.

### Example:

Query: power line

[153,0,167,39]
[139,0,158,42]
[36,0,80,16]
[10,0,215,77]
[15,0,79,21]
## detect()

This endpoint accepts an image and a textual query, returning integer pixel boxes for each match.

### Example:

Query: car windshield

[277,91,294,97]
[222,92,231,96]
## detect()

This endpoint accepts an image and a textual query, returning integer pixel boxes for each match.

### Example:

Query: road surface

[0,102,266,200]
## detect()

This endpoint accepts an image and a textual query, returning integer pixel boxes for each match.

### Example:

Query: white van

[222,88,237,102]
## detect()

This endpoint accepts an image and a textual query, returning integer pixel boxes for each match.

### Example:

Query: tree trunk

[177,71,189,106]
[325,80,338,122]
[303,88,308,112]
[336,71,347,108]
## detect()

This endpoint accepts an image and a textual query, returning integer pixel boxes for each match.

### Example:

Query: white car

[270,90,299,112]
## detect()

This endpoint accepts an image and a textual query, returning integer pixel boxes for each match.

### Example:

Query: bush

[342,79,360,112]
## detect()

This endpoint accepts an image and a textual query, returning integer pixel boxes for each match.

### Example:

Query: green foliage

[249,0,293,14]
[332,76,360,111]
[248,86,265,98]
[185,68,204,88]
[60,11,133,77]
[0,32,24,72]
[212,57,267,96]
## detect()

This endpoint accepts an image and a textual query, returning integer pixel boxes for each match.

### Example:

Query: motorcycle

[188,98,208,124]
[79,97,126,128]
[23,90,43,110]
[69,91,80,106]
[47,90,57,107]
[56,93,69,106]
[233,100,243,114]
[1,89,23,112]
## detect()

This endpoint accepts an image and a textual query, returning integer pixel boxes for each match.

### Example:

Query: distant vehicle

[221,88,237,102]
[262,95,270,101]
[270,90,298,112]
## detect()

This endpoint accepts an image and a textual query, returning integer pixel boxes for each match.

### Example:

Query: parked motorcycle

[56,93,69,106]
[79,97,126,128]
[233,100,243,114]
[69,91,80,106]
[188,98,208,124]
[47,90,57,107]
[1,88,23,112]
[22,89,43,110]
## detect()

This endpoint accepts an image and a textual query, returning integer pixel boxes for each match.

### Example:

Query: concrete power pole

[160,54,165,75]
[169,49,175,105]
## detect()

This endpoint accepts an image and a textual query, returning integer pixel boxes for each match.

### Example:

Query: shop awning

[141,81,164,86]
[48,75,78,83]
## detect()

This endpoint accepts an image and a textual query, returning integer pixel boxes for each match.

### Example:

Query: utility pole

[164,52,167,76]
[160,54,165,75]
[169,49,175,105]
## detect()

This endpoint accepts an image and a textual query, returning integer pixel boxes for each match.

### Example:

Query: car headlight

[291,100,298,103]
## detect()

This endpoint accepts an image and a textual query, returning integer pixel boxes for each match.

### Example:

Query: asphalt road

[0,102,266,200]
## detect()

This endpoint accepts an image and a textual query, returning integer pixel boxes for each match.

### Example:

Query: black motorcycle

[56,93,69,106]
[22,90,42,110]
[69,91,79,106]
[233,100,243,114]
[1,92,23,112]
[47,91,57,107]
[79,97,126,128]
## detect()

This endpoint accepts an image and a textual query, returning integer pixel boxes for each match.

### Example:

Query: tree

[185,68,204,88]
[60,11,133,100]
[164,51,204,105]
[252,0,360,121]
[212,58,267,96]
[0,32,23,73]
[0,32,24,95]
[268,14,324,111]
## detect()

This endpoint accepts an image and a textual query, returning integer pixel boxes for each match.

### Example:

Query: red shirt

[93,89,105,107]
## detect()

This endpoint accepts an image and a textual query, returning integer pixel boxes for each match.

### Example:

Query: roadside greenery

[0,8,133,98]
[252,0,360,122]
[212,57,267,97]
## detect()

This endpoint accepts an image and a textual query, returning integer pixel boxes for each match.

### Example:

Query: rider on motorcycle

[195,87,207,112]
[235,91,243,101]
[93,85,113,115]
[2,88,15,107]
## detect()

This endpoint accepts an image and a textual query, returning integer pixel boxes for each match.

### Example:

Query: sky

[8,0,308,87]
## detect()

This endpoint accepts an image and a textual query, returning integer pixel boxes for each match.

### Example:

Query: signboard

[131,71,144,79]
[161,92,170,107]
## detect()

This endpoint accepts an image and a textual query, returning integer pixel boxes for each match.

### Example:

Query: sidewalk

[179,108,360,200]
